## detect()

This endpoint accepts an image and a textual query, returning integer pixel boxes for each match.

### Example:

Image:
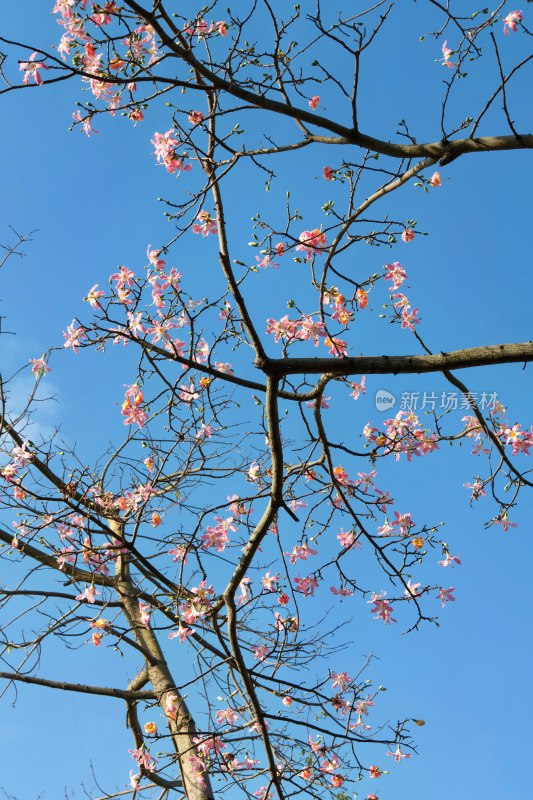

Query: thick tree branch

[260,341,533,376]
[0,671,156,699]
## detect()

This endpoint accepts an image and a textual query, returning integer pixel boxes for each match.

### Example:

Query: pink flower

[401,228,415,243]
[369,592,396,624]
[430,171,441,187]
[165,692,178,718]
[85,284,105,309]
[192,210,218,236]
[72,111,99,136]
[168,623,194,643]
[138,601,151,627]
[20,52,49,85]
[440,40,455,68]
[387,744,411,762]
[261,572,279,591]
[76,585,99,604]
[404,580,422,599]
[296,228,328,260]
[63,320,86,352]
[293,574,319,596]
[253,644,270,661]
[503,10,523,34]
[493,514,518,531]
[356,287,369,308]
[152,129,192,174]
[369,765,382,779]
[282,696,293,707]
[350,376,366,400]
[436,586,455,606]
[128,108,144,124]
[309,95,320,110]
[30,357,51,378]
[323,166,334,180]
[438,553,461,567]
[216,20,228,36]
[330,586,354,597]
[179,383,200,404]
[385,262,408,291]
[188,110,205,125]
[129,746,156,772]
[216,707,240,726]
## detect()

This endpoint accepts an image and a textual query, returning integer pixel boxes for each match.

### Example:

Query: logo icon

[375,389,396,411]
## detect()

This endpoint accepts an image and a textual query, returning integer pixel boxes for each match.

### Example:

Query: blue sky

[1,2,532,798]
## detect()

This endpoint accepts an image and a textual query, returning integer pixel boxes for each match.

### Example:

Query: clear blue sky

[1,2,532,799]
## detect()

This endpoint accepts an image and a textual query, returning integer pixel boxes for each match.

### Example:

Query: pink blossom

[179,383,199,404]
[11,442,34,467]
[464,478,487,500]
[430,171,441,187]
[63,320,86,352]
[296,228,328,260]
[401,228,415,243]
[152,129,192,174]
[248,461,261,481]
[503,10,523,34]
[330,586,354,597]
[309,95,320,109]
[323,166,334,180]
[493,514,518,532]
[331,671,352,690]
[356,287,369,308]
[138,601,151,627]
[337,529,359,549]
[20,52,49,85]
[325,336,348,357]
[438,553,461,568]
[284,543,318,564]
[261,572,279,591]
[72,110,99,136]
[192,210,218,236]
[168,623,194,643]
[387,744,411,762]
[146,244,166,270]
[128,108,144,125]
[168,544,188,563]
[216,707,240,726]
[355,694,375,715]
[400,305,421,330]
[440,40,455,68]
[384,261,407,289]
[282,695,293,707]
[165,692,178,718]
[129,746,156,772]
[30,357,51,378]
[404,580,422,598]
[350,376,366,399]
[121,384,148,428]
[293,574,319,596]
[369,592,396,624]
[188,110,205,125]
[110,266,135,289]
[436,586,456,606]
[85,284,105,309]
[253,644,270,661]
[76,585,99,604]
